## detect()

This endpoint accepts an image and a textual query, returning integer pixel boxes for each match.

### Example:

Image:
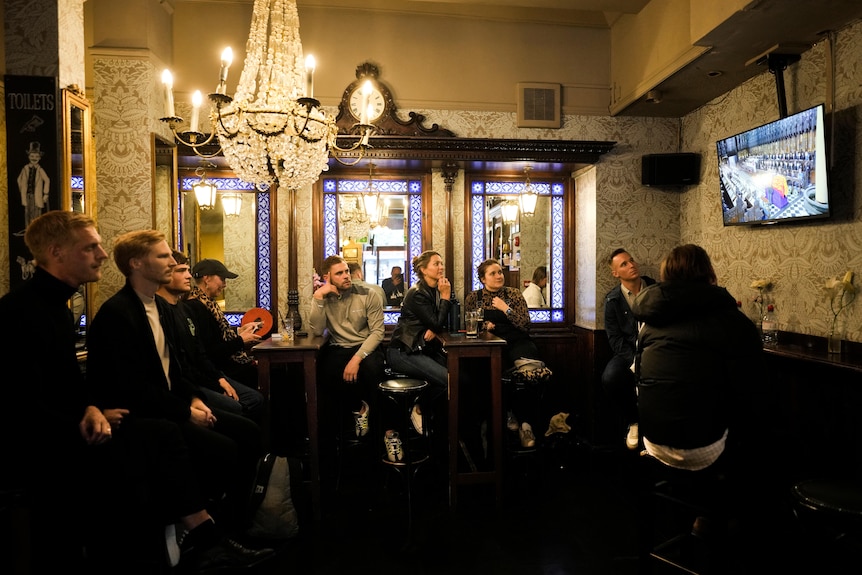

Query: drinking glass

[281,316,295,342]
[465,310,479,337]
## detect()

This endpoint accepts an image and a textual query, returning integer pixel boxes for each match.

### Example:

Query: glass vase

[827,317,842,354]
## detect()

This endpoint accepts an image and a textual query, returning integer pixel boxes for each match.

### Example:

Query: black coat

[87,283,199,422]
[0,267,90,487]
[632,281,762,450]
[603,276,656,364]
[390,281,451,353]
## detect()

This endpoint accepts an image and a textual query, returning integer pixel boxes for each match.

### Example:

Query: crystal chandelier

[160,0,374,191]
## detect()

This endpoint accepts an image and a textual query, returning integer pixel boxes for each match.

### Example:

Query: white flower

[750,279,773,290]
[824,270,856,334]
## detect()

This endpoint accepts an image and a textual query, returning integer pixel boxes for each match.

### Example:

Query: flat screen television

[717,103,829,226]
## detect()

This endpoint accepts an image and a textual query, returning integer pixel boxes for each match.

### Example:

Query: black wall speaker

[641,153,701,186]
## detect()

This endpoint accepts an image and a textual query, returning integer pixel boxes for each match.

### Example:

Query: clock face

[348,83,386,123]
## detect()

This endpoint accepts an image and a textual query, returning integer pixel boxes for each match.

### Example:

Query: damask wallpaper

[682,24,862,344]
[2,14,859,346]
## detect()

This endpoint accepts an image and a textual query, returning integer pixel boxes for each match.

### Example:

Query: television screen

[717,103,829,226]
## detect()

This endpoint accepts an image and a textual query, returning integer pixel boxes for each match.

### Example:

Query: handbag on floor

[247,453,301,540]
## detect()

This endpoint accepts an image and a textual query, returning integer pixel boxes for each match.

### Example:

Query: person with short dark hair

[157,250,265,422]
[522,265,548,308]
[601,248,655,450]
[348,261,386,306]
[382,265,405,306]
[309,255,386,442]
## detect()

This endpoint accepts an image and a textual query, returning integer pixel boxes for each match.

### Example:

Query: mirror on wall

[176,172,270,313]
[320,171,427,313]
[153,135,177,239]
[468,173,566,324]
[62,89,95,335]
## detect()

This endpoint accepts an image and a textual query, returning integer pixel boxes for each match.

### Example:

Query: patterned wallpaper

[2,16,860,345]
[681,24,862,344]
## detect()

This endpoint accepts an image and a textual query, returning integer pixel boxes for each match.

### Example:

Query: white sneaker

[519,422,536,448]
[384,429,403,462]
[165,524,181,567]
[410,404,424,435]
[353,400,370,437]
[626,423,639,450]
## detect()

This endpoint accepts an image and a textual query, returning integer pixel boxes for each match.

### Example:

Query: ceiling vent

[517,82,561,128]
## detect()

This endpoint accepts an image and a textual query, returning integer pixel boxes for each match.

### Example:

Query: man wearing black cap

[185,258,261,389]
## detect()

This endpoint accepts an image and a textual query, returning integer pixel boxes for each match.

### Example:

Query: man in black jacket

[602,248,655,450]
[157,250,264,422]
[1,212,267,573]
[86,229,270,571]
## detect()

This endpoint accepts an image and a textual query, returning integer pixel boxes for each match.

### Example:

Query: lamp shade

[193,180,217,209]
[221,193,243,217]
[501,200,519,224]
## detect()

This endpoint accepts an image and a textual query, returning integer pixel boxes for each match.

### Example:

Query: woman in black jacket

[386,250,453,434]
[632,244,762,471]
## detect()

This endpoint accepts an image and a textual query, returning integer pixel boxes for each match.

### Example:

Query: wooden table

[253,334,327,521]
[438,331,506,511]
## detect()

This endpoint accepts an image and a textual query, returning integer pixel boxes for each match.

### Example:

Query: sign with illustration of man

[4,75,60,291]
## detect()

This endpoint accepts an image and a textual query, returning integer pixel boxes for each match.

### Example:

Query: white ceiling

[177,0,862,117]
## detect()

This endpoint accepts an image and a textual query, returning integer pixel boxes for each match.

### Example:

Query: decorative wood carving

[335,62,455,138]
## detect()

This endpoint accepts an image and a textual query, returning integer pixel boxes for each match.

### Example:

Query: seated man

[602,248,655,450]
[348,261,386,306]
[1,212,270,572]
[184,258,262,389]
[86,230,266,560]
[309,255,386,443]
[381,265,405,306]
[157,250,265,422]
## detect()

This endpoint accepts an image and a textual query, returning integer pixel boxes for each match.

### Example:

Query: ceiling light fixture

[160,0,376,192]
[519,166,538,217]
[221,193,243,218]
[192,164,218,210]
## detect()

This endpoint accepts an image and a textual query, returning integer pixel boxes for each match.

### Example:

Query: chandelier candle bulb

[217,47,233,94]
[189,90,202,133]
[305,55,315,98]
[161,69,175,117]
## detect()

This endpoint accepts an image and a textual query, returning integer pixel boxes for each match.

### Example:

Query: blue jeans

[385,346,450,426]
[199,376,265,422]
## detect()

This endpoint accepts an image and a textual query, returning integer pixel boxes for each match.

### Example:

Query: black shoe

[183,537,274,573]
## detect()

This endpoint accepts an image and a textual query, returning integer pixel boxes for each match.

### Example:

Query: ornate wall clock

[336,62,455,138]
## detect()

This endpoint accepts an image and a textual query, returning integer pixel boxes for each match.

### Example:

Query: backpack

[247,453,301,540]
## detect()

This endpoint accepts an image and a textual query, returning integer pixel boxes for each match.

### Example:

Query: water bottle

[449,293,461,334]
[761,304,778,348]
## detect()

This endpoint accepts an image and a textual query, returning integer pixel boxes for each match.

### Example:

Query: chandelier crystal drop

[217,0,335,191]
[160,0,373,191]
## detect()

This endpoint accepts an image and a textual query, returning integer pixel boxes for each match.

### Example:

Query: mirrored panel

[62,89,95,336]
[178,174,270,314]
[469,176,565,324]
[321,174,425,321]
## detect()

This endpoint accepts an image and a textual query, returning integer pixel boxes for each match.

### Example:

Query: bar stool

[791,478,862,562]
[378,378,430,544]
[502,368,547,453]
